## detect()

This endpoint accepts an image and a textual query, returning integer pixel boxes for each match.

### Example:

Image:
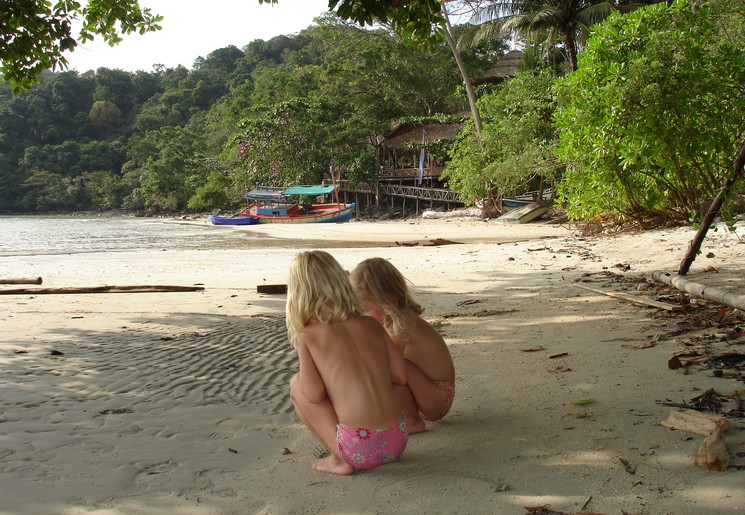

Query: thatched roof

[381,122,464,150]
[476,50,523,84]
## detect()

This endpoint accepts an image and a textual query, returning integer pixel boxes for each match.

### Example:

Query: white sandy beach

[1,217,744,514]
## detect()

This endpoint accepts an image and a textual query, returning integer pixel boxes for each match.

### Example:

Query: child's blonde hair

[350,257,423,339]
[286,250,362,347]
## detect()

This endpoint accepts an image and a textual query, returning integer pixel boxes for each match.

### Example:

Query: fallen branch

[0,277,43,285]
[679,136,745,275]
[0,285,204,295]
[651,271,745,311]
[574,284,682,311]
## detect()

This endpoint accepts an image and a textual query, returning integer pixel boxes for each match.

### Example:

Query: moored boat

[208,215,260,225]
[494,202,549,224]
[238,185,355,224]
[502,189,553,208]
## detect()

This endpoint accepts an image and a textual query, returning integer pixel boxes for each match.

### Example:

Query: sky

[64,0,332,73]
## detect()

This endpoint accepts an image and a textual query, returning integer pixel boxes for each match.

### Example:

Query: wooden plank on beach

[575,284,682,311]
[0,277,43,285]
[0,285,204,295]
[257,284,287,294]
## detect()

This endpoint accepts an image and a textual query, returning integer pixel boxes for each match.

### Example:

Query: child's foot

[407,416,426,434]
[312,455,355,475]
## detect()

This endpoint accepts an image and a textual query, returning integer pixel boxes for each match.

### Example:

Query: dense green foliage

[443,70,560,213]
[0,17,495,213]
[554,0,745,224]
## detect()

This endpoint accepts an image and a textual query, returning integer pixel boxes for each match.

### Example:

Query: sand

[1,217,744,514]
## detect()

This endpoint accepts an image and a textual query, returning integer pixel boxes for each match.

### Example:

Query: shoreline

[1,221,743,514]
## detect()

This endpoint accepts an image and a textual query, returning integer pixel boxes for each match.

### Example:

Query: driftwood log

[0,277,43,285]
[0,285,204,295]
[651,270,745,311]
[696,430,732,471]
[660,409,732,471]
[660,409,731,436]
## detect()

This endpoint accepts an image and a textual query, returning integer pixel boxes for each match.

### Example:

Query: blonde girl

[286,251,409,475]
[351,257,455,434]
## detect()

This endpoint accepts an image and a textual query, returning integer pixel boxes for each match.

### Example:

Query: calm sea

[0,215,264,257]
[0,215,381,257]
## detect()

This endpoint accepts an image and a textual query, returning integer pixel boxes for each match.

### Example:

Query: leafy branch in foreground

[0,0,162,91]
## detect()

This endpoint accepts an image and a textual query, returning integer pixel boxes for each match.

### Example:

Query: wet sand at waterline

[1,217,744,514]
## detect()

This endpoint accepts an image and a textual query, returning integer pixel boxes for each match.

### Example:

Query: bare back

[295,315,406,429]
[396,310,455,383]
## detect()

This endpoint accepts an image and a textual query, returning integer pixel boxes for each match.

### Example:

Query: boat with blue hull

[208,215,260,225]
[238,185,355,224]
[502,189,553,208]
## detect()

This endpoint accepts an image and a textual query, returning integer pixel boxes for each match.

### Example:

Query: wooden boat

[208,215,260,225]
[238,185,356,224]
[494,202,549,224]
[502,189,553,208]
[501,198,534,208]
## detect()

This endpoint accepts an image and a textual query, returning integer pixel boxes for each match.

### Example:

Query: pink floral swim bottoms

[336,416,408,470]
[421,381,455,422]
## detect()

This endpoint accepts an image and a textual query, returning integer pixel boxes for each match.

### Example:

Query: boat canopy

[283,185,335,196]
[244,184,335,200]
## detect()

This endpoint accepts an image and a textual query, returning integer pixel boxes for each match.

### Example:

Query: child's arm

[385,332,408,387]
[296,335,327,403]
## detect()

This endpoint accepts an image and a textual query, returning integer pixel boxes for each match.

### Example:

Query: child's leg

[289,374,355,475]
[396,383,426,434]
[405,362,449,421]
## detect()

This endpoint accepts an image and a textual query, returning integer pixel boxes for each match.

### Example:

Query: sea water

[0,215,256,256]
[0,215,372,257]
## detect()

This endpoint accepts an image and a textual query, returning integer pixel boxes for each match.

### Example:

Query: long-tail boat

[238,185,355,224]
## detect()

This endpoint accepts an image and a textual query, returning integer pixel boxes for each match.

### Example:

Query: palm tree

[463,0,621,71]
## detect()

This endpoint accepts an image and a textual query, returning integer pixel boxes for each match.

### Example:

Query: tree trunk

[442,5,482,135]
[678,136,745,275]
[561,28,579,72]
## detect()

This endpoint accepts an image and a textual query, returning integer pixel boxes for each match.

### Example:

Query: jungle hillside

[1,0,743,227]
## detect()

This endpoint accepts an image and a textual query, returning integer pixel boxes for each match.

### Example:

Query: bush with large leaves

[554,0,745,225]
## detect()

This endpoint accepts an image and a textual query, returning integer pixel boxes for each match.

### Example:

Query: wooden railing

[378,166,444,180]
[339,182,462,203]
[380,184,462,203]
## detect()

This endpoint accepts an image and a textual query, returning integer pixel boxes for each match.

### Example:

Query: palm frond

[473,20,509,45]
[576,2,617,26]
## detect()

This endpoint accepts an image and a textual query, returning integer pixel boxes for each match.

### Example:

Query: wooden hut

[340,117,467,216]
[377,119,464,187]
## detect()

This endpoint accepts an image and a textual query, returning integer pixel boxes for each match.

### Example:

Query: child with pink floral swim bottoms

[286,251,409,475]
[351,257,455,434]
